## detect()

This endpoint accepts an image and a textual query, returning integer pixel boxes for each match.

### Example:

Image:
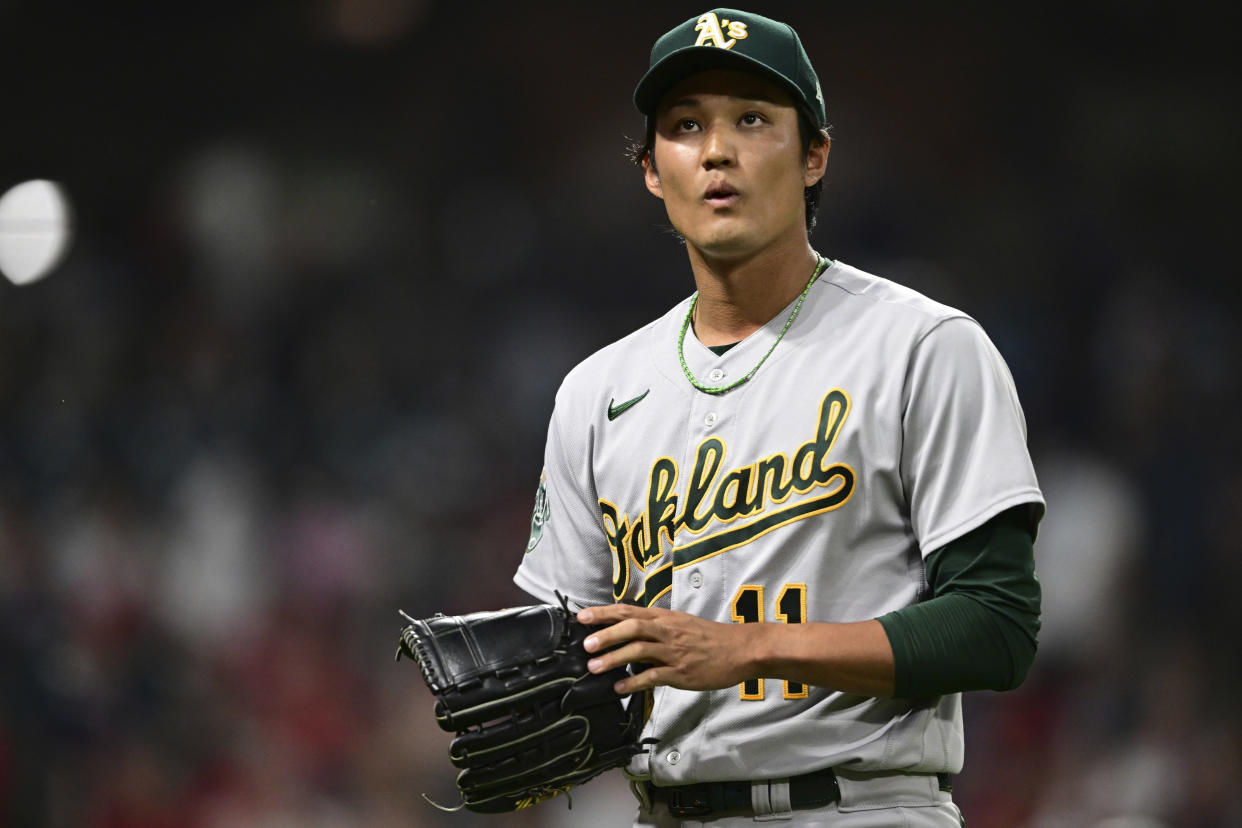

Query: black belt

[647,768,953,819]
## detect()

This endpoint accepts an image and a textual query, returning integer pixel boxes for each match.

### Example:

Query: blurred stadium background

[1,1,1239,825]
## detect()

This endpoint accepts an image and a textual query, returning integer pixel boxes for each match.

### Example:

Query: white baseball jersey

[514,260,1043,786]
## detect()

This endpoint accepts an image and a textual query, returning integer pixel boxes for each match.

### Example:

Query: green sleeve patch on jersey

[878,505,1041,698]
[526,475,550,553]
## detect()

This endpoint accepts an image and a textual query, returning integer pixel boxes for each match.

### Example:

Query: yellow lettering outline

[777,583,810,699]
[636,561,673,607]
[646,455,680,557]
[600,390,854,580]
[693,12,737,49]
[672,471,854,571]
[731,585,765,700]
[598,497,630,601]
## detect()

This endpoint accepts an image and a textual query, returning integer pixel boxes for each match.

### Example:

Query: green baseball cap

[633,8,826,127]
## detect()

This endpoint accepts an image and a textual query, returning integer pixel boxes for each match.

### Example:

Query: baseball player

[515,8,1043,826]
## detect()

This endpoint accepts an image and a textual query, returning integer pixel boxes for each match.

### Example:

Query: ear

[643,152,664,200]
[804,134,830,187]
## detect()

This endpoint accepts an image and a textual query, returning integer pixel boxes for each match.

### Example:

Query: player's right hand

[578,603,761,694]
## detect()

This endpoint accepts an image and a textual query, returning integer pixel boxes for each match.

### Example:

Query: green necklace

[678,255,829,395]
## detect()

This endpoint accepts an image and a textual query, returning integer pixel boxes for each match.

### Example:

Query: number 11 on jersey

[730,584,809,700]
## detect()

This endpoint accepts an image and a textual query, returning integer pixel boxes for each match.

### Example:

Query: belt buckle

[666,787,714,818]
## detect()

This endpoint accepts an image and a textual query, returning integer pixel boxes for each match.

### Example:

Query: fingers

[576,604,729,694]
[578,603,656,626]
[616,664,669,695]
[585,642,669,695]
[583,619,655,662]
[580,606,663,654]
[577,605,751,694]
[587,639,657,677]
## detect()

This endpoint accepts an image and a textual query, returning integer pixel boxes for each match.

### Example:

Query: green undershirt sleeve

[877,505,1042,699]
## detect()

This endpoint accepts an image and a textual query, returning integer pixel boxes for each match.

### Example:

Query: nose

[701,124,735,169]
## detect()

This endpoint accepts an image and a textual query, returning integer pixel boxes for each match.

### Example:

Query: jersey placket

[674,369,735,613]
[669,315,783,616]
[655,343,766,781]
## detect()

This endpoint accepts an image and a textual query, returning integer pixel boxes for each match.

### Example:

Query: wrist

[741,620,896,698]
[745,618,795,679]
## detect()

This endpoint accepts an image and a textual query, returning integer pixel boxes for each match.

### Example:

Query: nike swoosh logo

[607,390,650,421]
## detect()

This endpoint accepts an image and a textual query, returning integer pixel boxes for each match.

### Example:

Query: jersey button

[689,570,703,589]
[666,750,681,765]
[708,368,725,383]
[703,412,718,427]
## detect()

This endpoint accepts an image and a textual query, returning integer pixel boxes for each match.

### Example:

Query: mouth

[703,181,740,208]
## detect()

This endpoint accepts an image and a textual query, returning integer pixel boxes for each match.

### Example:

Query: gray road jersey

[514,261,1043,785]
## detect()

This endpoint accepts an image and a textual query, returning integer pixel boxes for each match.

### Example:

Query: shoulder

[816,260,975,331]
[805,260,1000,367]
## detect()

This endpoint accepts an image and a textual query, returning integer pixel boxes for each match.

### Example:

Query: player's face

[645,69,826,261]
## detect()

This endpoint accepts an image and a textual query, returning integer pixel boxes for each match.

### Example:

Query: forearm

[880,505,1041,698]
[878,593,1034,697]
[754,505,1040,701]
[581,604,896,697]
[582,502,1040,700]
[748,618,896,699]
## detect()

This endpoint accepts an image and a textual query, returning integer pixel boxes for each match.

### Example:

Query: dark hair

[625,104,831,233]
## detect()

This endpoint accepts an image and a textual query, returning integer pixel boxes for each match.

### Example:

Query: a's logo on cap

[693,12,748,50]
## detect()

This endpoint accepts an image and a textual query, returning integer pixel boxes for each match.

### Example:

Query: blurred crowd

[1,2,1239,826]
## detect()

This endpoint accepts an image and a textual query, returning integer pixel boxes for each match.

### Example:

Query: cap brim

[633,46,802,116]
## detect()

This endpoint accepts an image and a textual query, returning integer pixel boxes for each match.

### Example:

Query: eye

[674,118,700,133]
[739,112,765,126]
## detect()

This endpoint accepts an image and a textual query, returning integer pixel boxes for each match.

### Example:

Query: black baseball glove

[395,596,643,813]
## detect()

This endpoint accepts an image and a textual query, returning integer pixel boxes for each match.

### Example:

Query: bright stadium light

[0,179,74,285]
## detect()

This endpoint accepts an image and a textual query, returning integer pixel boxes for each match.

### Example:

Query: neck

[686,239,820,347]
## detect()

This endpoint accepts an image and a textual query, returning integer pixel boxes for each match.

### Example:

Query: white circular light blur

[0,179,74,285]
